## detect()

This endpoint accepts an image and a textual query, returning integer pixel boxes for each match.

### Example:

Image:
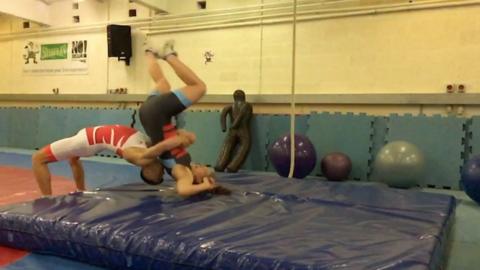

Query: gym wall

[0,0,479,117]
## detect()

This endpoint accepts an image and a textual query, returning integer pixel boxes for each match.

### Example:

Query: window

[129,9,137,17]
[197,1,207,9]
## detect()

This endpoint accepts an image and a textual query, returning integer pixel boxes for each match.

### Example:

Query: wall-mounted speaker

[107,24,132,65]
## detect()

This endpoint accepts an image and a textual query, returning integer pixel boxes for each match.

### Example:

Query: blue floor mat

[0,172,455,270]
[0,150,141,189]
[3,253,105,270]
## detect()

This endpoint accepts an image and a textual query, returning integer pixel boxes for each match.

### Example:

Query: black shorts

[139,91,188,145]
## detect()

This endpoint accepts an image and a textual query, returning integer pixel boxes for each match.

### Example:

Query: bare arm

[142,130,195,159]
[173,165,216,197]
[123,131,195,166]
[122,147,156,166]
[68,158,85,191]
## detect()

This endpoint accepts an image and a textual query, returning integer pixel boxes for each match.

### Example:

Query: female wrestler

[140,40,230,197]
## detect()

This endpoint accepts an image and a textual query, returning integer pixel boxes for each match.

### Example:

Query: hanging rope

[288,0,298,178]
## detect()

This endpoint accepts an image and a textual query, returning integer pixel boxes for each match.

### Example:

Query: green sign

[41,43,68,60]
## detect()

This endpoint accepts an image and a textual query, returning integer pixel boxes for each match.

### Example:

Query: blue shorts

[149,89,193,108]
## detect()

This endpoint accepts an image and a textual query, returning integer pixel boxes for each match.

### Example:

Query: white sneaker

[161,39,177,59]
[145,40,177,60]
[145,47,162,59]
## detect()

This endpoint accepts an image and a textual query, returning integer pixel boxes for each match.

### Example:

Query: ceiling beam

[0,0,51,25]
[132,0,169,14]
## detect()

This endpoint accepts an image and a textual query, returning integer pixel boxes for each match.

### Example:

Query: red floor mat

[0,166,76,206]
[0,246,28,266]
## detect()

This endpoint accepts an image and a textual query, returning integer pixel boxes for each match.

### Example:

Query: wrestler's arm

[141,130,195,159]
[173,165,217,197]
[123,131,195,165]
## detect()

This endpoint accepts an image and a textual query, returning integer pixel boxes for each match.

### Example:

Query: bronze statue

[215,89,253,173]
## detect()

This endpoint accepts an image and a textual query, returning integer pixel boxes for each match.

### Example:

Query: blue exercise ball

[268,134,316,179]
[373,141,425,188]
[461,155,480,205]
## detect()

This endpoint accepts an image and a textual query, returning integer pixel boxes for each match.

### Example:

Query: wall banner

[22,40,88,75]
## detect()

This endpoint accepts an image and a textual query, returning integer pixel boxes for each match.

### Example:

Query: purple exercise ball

[268,134,317,179]
[321,152,352,181]
[461,155,480,205]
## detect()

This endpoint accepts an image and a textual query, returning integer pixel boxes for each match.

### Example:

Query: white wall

[0,15,11,34]
[165,0,201,14]
[0,39,12,91]
[145,26,263,94]
[294,7,480,94]
[164,0,290,16]
[160,1,480,94]
[109,0,151,21]
[0,0,480,96]
[0,0,153,94]
[0,0,50,25]
[7,33,107,93]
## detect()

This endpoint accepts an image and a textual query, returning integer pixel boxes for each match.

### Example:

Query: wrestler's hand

[202,177,232,195]
[201,176,218,190]
[177,129,196,147]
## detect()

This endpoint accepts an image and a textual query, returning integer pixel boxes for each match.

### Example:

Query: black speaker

[107,24,132,65]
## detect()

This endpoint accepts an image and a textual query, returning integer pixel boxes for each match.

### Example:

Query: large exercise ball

[461,155,480,204]
[373,141,425,188]
[321,152,352,181]
[268,134,316,179]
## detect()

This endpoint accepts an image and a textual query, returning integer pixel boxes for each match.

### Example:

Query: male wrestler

[140,40,230,197]
[32,124,195,196]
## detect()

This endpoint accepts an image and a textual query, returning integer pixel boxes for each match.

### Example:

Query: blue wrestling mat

[0,173,455,270]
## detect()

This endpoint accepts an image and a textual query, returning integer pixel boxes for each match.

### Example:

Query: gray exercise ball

[372,141,425,188]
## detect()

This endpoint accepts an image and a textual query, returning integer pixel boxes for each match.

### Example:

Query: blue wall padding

[37,107,69,148]
[175,112,187,129]
[370,116,389,176]
[0,173,455,270]
[470,116,480,158]
[0,107,12,147]
[63,107,133,136]
[3,105,480,189]
[242,114,270,171]
[99,108,133,126]
[307,112,374,180]
[8,108,39,149]
[133,109,146,135]
[63,108,102,136]
[267,114,309,138]
[183,110,223,166]
[265,114,309,171]
[386,114,467,190]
